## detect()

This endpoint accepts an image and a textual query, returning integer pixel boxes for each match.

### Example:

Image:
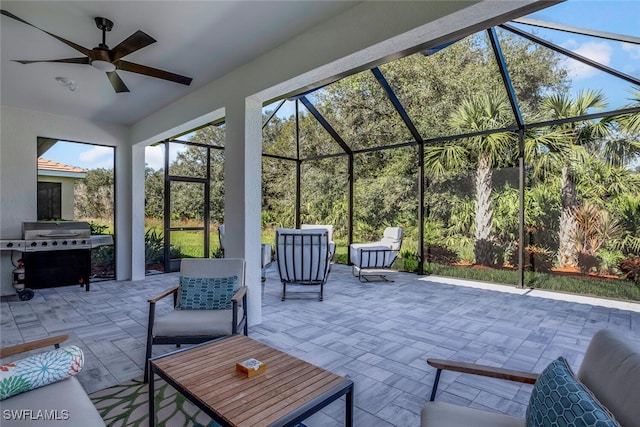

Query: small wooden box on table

[149,335,354,427]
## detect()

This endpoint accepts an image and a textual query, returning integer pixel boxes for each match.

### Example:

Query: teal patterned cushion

[0,345,84,400]
[178,276,238,310]
[526,357,620,427]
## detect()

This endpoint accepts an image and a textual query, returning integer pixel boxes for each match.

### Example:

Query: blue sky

[43,0,639,171]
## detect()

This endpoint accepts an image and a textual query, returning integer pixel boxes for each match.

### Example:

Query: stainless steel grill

[0,222,113,292]
[22,221,91,251]
[0,221,113,252]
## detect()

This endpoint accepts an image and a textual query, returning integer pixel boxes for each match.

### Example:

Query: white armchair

[218,224,272,280]
[276,228,332,301]
[349,227,403,282]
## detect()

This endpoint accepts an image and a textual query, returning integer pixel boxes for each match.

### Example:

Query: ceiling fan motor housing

[94,17,113,32]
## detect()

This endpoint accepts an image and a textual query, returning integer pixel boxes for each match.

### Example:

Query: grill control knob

[52,241,58,246]
[31,242,37,247]
[62,241,68,245]
[7,242,13,247]
[71,240,77,245]
[42,242,48,246]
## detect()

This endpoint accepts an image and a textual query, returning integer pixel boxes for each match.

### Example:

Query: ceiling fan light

[91,59,116,73]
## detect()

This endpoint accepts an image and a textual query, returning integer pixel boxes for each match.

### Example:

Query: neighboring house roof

[37,158,87,179]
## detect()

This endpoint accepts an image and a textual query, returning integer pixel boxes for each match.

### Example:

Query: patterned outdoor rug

[89,377,214,427]
[90,377,308,427]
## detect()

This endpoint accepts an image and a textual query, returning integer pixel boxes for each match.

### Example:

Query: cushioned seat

[349,226,403,281]
[421,401,524,427]
[2,376,106,427]
[153,307,244,337]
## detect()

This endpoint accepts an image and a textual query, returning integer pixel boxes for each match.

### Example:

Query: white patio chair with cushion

[218,224,272,280]
[349,226,403,282]
[276,227,332,301]
[422,328,640,427]
[143,258,247,383]
[301,223,336,259]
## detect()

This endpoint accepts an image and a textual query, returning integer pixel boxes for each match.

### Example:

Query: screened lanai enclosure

[146,9,640,299]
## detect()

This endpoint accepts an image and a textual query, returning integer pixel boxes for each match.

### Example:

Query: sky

[41,0,639,171]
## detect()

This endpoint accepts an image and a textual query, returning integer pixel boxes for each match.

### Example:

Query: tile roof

[37,157,86,174]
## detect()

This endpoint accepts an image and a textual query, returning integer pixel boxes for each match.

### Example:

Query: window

[37,182,61,220]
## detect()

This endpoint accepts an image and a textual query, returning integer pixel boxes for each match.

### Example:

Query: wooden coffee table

[148,335,354,427]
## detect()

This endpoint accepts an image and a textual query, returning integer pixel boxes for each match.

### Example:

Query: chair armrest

[427,358,538,402]
[148,285,179,304]
[231,286,247,303]
[0,334,70,358]
[427,358,539,384]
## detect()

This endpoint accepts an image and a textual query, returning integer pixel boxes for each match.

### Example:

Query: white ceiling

[0,1,358,125]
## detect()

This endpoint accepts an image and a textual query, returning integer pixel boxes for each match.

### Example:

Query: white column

[114,139,132,281]
[224,97,263,326]
[131,143,147,281]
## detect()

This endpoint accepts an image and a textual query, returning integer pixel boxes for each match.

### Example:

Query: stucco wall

[0,106,128,295]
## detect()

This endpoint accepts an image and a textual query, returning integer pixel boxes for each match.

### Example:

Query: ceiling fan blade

[110,30,156,62]
[14,57,90,65]
[106,71,130,93]
[1,10,92,57]
[117,60,192,86]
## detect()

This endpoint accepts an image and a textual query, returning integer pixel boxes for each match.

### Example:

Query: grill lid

[23,221,91,240]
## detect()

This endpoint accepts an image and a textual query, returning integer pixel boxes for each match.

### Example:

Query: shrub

[596,249,624,275]
[424,244,459,265]
[89,221,109,235]
[577,251,600,274]
[511,245,554,272]
[144,228,185,268]
[400,249,419,273]
[619,256,640,284]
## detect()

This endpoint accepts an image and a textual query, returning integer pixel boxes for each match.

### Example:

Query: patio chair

[218,224,272,280]
[422,328,640,427]
[349,226,403,282]
[276,227,332,301]
[301,223,336,259]
[143,258,247,383]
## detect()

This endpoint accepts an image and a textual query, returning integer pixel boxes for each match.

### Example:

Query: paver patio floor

[1,263,638,426]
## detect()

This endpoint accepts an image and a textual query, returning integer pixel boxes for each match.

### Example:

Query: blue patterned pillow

[178,276,237,310]
[0,346,84,400]
[526,357,620,427]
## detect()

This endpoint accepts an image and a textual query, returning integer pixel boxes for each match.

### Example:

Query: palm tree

[613,89,640,133]
[541,90,610,268]
[424,91,515,266]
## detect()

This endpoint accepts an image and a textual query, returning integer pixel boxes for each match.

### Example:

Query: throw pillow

[0,345,84,400]
[525,356,620,427]
[178,276,238,310]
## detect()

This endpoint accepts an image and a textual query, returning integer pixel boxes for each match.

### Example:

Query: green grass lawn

[425,263,640,302]
[89,218,640,302]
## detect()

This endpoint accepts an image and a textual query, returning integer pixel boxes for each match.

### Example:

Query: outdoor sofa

[0,335,105,426]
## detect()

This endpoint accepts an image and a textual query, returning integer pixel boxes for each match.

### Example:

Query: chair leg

[143,335,153,383]
[143,303,156,384]
[281,282,286,301]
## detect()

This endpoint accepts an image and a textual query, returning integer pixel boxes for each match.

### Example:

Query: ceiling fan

[0,10,193,93]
